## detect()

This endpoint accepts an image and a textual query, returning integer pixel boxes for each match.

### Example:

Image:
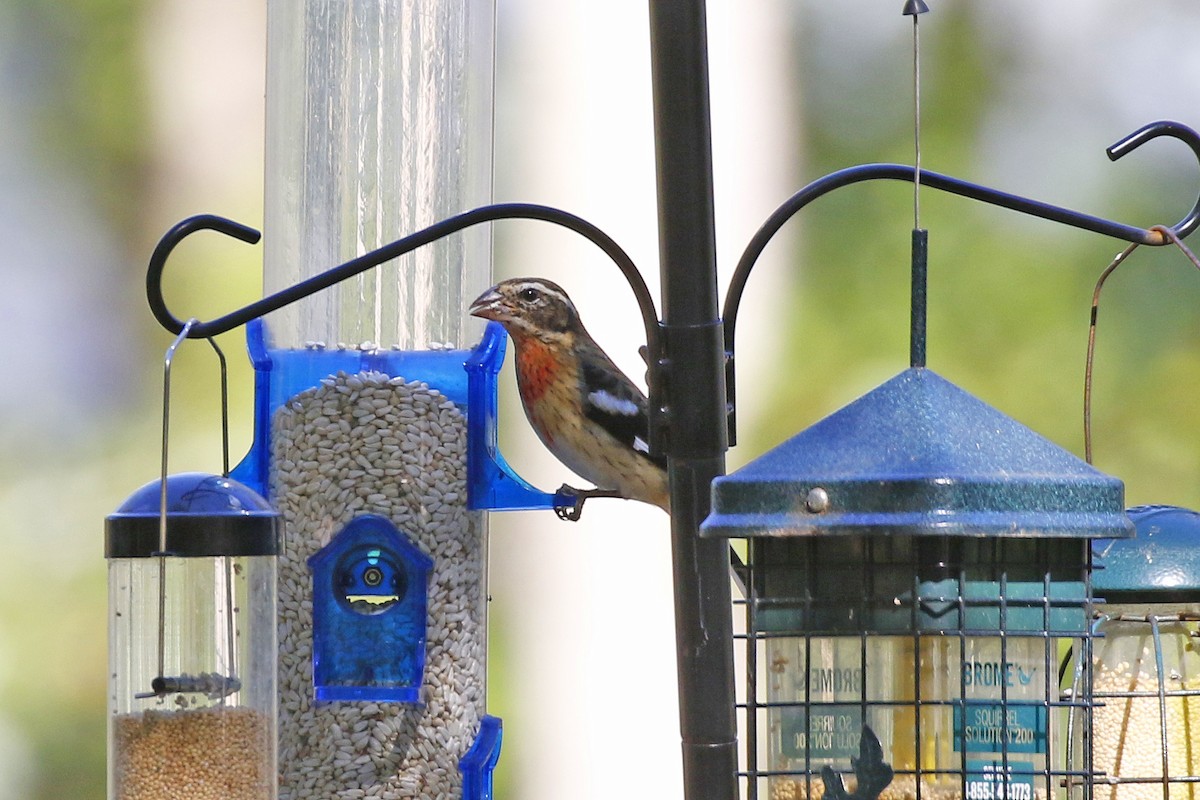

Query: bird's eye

[518,287,539,302]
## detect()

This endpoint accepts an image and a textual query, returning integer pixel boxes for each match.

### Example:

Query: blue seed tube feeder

[236,2,505,797]
[704,368,1133,800]
[232,316,504,799]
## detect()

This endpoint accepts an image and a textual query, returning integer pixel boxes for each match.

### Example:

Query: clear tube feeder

[233,2,503,797]
[105,471,281,800]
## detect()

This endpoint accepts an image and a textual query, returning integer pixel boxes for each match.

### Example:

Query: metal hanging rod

[721,119,1200,445]
[146,204,671,453]
[145,203,660,356]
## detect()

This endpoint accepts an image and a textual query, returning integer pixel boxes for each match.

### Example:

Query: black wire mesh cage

[732,534,1098,800]
[701,368,1136,800]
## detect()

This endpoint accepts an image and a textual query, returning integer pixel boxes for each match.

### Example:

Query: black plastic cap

[106,472,280,558]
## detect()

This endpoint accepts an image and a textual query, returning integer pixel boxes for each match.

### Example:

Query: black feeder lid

[106,472,281,558]
[702,368,1133,540]
[1093,504,1200,601]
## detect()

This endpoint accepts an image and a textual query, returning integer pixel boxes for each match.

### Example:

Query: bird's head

[469,277,582,342]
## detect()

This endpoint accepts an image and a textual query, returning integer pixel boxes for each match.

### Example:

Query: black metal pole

[647,3,738,800]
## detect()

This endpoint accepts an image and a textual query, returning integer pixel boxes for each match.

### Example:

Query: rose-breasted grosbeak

[469,277,669,515]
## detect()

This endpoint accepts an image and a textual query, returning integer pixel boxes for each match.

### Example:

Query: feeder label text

[781,705,863,761]
[954,704,1046,754]
[964,760,1036,800]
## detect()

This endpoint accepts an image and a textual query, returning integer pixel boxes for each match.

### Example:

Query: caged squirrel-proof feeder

[106,471,281,800]
[1088,504,1200,800]
[702,368,1134,800]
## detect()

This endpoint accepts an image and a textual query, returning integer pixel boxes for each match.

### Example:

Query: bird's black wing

[580,357,666,468]
[851,726,894,800]
[820,726,893,800]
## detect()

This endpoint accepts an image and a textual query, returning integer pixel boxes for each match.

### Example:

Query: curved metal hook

[146,203,659,359]
[1106,119,1200,242]
[146,215,262,335]
[721,119,1200,445]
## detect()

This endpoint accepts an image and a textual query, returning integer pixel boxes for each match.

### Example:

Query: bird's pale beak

[469,287,506,321]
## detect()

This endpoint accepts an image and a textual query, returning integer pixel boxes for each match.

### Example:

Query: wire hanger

[1083,225,1200,464]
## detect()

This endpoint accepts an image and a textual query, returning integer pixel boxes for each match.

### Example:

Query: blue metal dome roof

[1094,504,1200,597]
[702,368,1134,540]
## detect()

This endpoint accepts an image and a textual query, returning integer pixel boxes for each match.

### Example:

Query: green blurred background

[2,1,1199,798]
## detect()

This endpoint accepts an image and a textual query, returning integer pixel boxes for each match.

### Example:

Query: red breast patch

[515,339,556,406]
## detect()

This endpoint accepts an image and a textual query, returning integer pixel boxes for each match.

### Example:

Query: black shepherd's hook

[146,202,660,358]
[721,119,1200,445]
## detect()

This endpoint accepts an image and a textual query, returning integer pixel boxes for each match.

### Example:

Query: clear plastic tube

[1090,604,1200,800]
[263,0,495,350]
[108,555,278,800]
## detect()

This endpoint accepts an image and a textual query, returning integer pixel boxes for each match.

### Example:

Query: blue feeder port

[460,715,503,800]
[308,514,434,703]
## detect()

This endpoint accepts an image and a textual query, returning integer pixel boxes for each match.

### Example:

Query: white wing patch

[633,436,650,454]
[587,389,640,418]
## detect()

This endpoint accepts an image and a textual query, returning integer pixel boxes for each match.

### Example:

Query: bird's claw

[552,485,622,522]
[554,485,587,522]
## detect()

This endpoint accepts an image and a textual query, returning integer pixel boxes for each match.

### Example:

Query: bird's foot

[553,485,623,521]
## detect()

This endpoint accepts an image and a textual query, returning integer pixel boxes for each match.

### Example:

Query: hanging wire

[155,329,232,530]
[1149,617,1172,800]
[155,318,199,688]
[140,320,238,700]
[208,337,231,477]
[907,2,929,369]
[910,6,923,230]
[1083,225,1200,464]
[207,336,235,699]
